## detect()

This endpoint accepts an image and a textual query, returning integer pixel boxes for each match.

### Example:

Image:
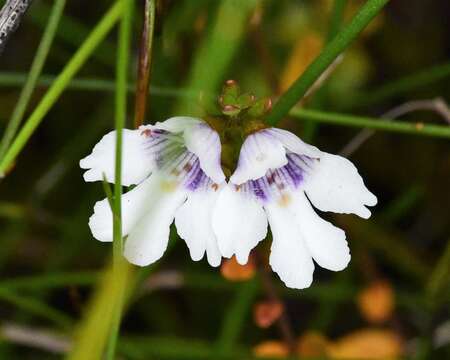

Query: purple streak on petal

[284,162,303,188]
[251,178,269,202]
[184,159,206,191]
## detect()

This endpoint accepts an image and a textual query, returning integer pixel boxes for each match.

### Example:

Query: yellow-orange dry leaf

[254,300,284,328]
[297,331,330,357]
[279,31,323,92]
[328,329,403,359]
[253,340,289,358]
[220,256,256,281]
[357,280,394,324]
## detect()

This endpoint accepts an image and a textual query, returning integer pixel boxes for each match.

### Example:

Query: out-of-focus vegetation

[0,0,449,359]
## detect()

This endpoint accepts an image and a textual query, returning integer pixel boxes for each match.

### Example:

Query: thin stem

[0,271,97,290]
[175,0,258,115]
[0,72,199,98]
[0,288,72,329]
[0,323,71,354]
[105,0,134,358]
[28,1,116,68]
[0,2,123,177]
[134,0,156,128]
[353,61,450,108]
[427,239,450,308]
[0,0,66,159]
[327,0,348,41]
[290,108,450,139]
[340,98,450,156]
[255,251,296,354]
[214,278,259,357]
[265,0,390,125]
[249,6,278,93]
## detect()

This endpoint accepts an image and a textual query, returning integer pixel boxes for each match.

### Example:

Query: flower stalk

[134,0,156,128]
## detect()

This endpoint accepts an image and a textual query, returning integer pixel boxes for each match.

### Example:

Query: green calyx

[218,80,272,120]
[202,80,272,177]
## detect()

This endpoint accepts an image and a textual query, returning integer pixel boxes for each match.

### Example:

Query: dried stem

[255,250,297,354]
[134,0,156,128]
[0,323,71,353]
[300,54,344,105]
[340,97,450,156]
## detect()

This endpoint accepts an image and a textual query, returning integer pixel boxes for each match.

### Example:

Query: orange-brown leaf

[357,280,395,324]
[327,328,403,359]
[220,256,256,281]
[253,340,289,358]
[253,300,284,328]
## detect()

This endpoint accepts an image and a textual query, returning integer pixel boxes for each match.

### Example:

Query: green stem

[105,0,134,358]
[327,0,348,41]
[266,0,390,125]
[28,1,117,68]
[0,288,72,329]
[290,108,450,138]
[175,0,258,115]
[0,2,122,177]
[0,72,199,98]
[215,279,259,357]
[0,0,66,159]
[353,61,450,108]
[0,271,98,290]
[427,239,450,307]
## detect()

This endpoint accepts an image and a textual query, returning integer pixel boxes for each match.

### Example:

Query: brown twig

[134,0,156,128]
[255,249,297,354]
[340,97,450,156]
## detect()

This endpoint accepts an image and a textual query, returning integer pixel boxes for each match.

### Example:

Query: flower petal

[124,177,188,266]
[80,129,153,186]
[183,123,225,184]
[265,128,321,158]
[230,131,288,185]
[88,175,156,242]
[175,186,222,267]
[304,153,377,219]
[265,203,314,289]
[212,185,268,265]
[152,116,203,133]
[292,191,350,271]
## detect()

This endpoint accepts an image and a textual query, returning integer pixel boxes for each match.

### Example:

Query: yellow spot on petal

[160,180,178,193]
[278,193,291,207]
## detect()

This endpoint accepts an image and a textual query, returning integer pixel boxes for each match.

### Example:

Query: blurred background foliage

[0,0,449,359]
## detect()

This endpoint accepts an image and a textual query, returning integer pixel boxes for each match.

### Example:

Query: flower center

[202,80,272,179]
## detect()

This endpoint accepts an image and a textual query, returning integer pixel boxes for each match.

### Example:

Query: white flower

[212,127,377,289]
[80,117,226,267]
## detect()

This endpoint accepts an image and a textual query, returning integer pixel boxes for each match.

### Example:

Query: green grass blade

[104,0,134,358]
[0,288,72,329]
[0,0,66,159]
[265,0,390,125]
[0,2,122,177]
[175,0,258,115]
[290,108,450,138]
[214,279,259,357]
[0,72,198,98]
